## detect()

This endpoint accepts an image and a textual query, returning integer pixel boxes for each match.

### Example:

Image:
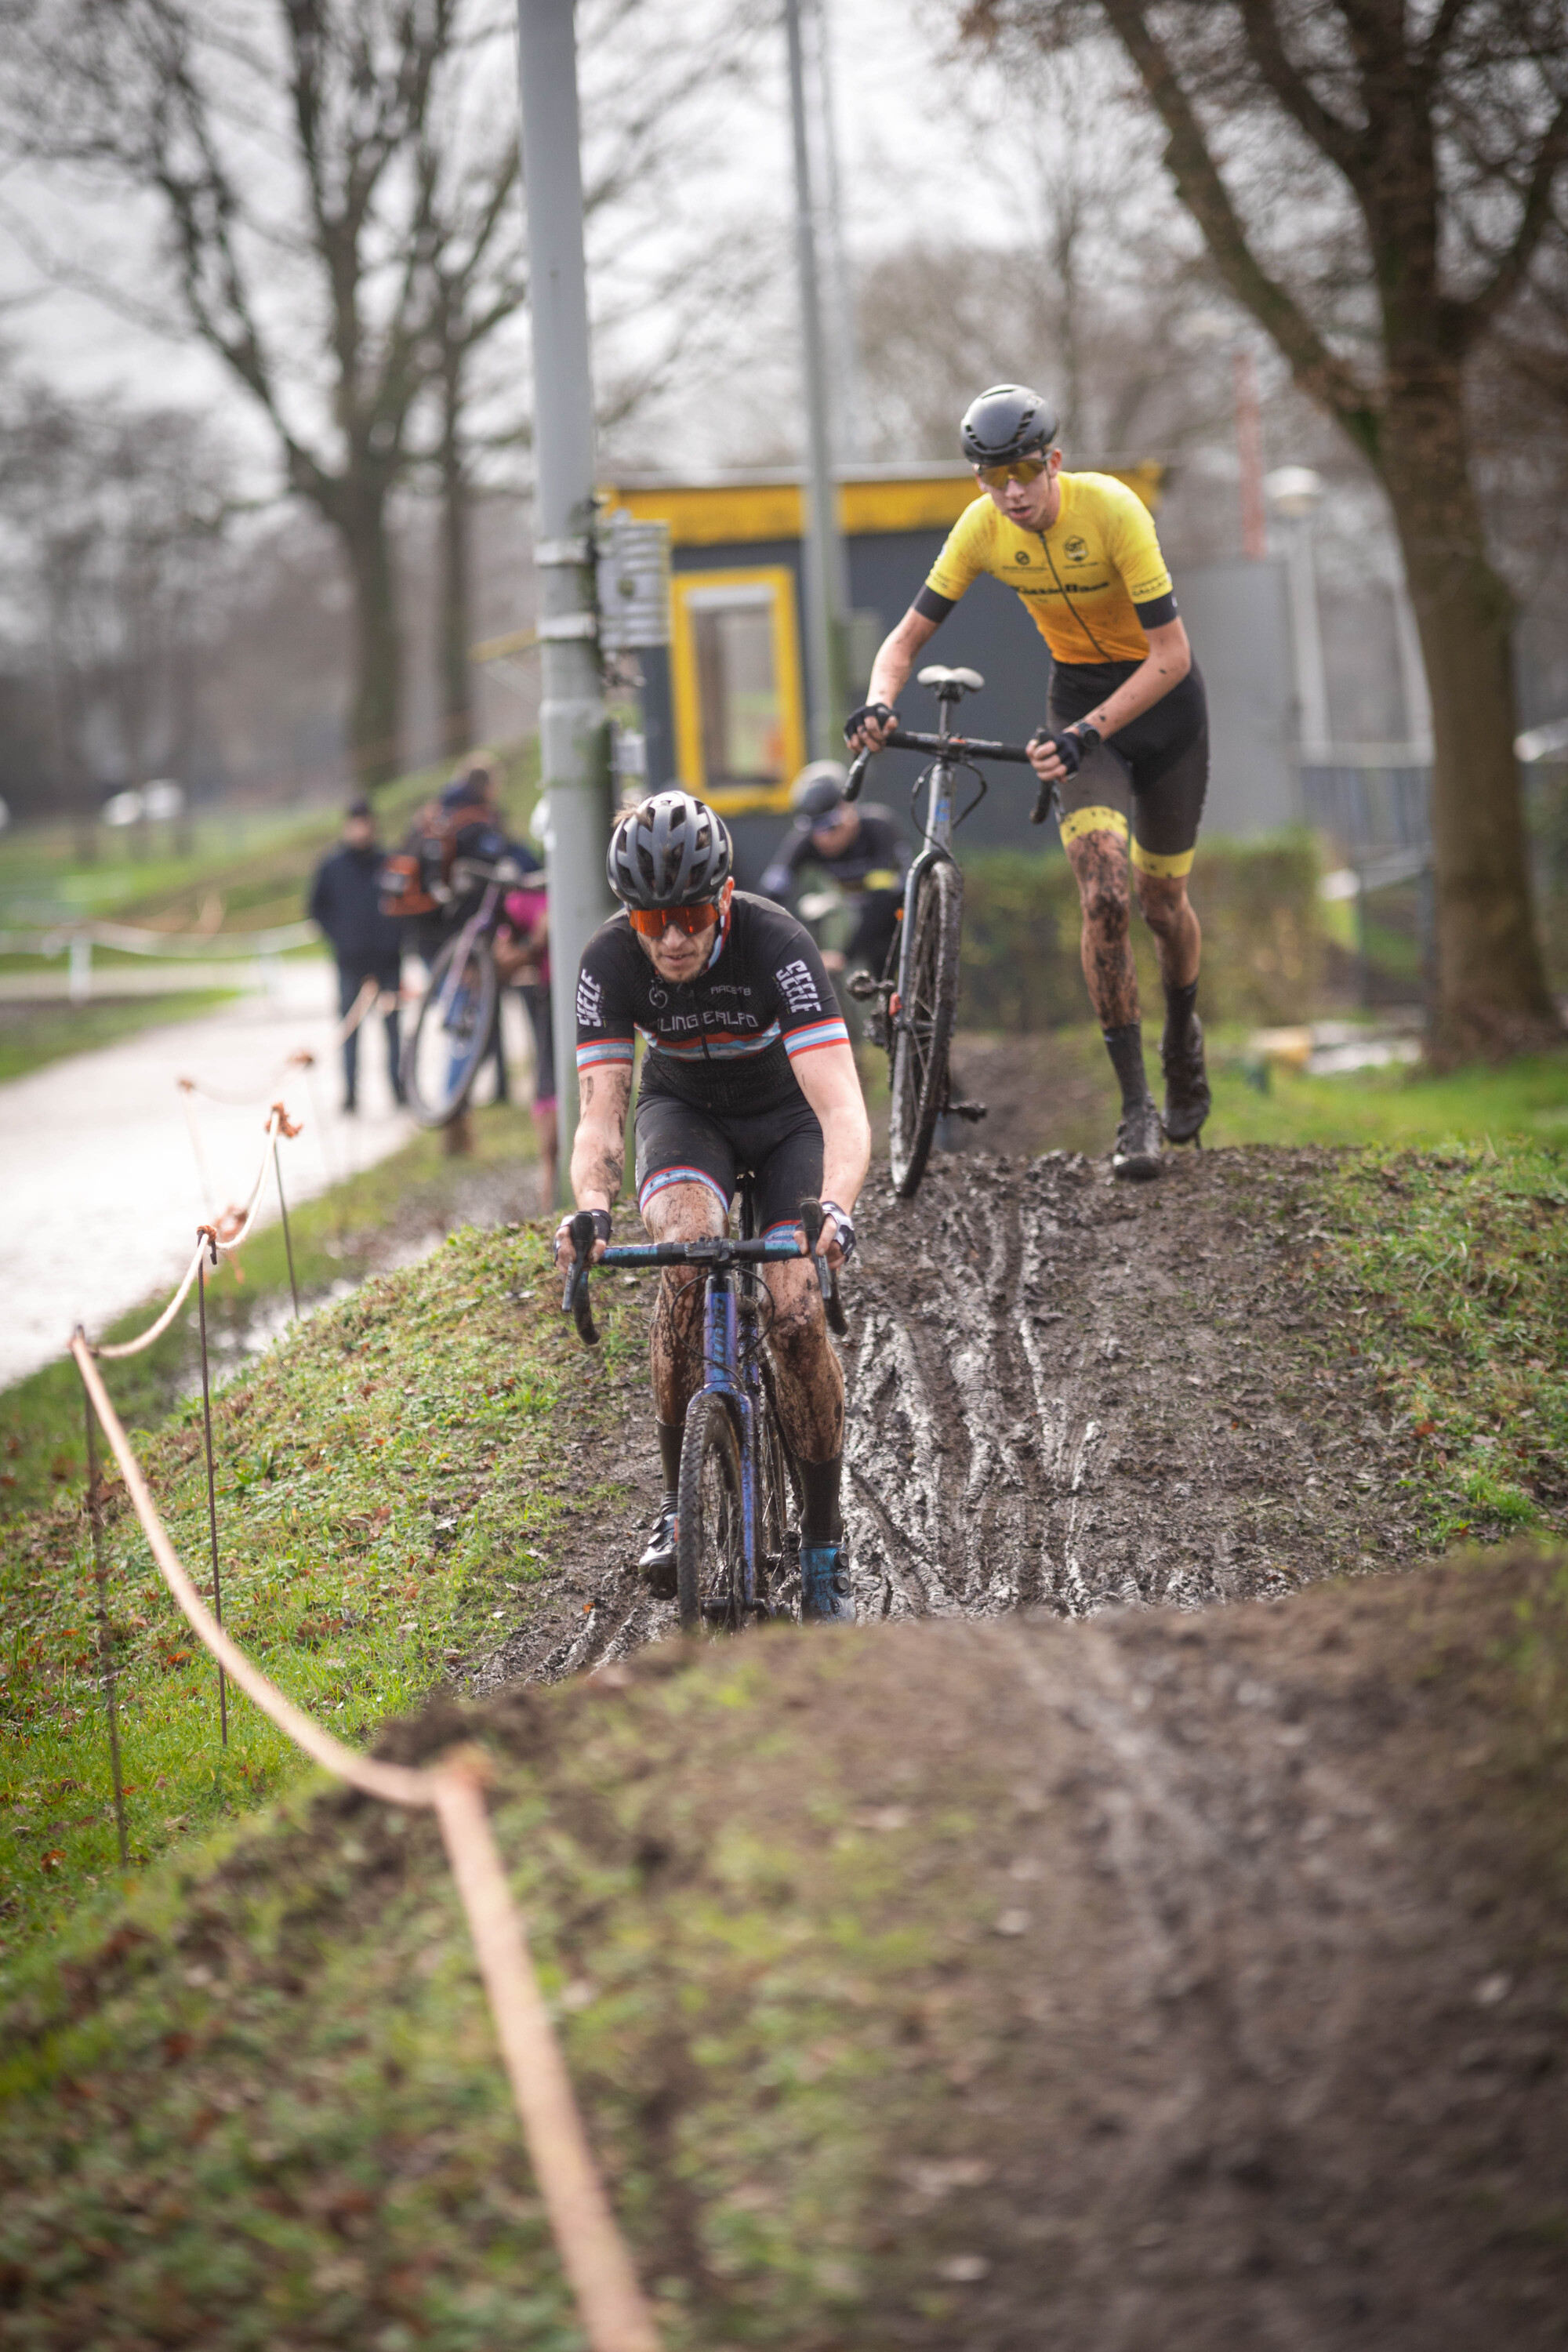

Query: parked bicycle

[401,855,522,1127]
[562,1185,848,1635]
[844,666,1045,1198]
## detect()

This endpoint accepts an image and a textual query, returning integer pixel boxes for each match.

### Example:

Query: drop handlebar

[560,1200,848,1347]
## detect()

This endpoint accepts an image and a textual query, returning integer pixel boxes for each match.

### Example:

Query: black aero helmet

[960,384,1059,466]
[791,759,848,822]
[608,789,733,909]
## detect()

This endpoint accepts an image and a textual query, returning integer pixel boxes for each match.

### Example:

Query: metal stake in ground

[274,1128,300,1319]
[195,1232,230,1745]
[78,1333,129,1868]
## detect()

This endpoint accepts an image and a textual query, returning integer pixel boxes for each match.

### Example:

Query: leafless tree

[0,367,234,824]
[960,0,1568,1054]
[1,0,769,791]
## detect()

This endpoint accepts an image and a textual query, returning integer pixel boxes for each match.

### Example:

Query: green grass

[1207,1037,1568,1151]
[1,1105,547,1524]
[0,740,539,941]
[0,1191,641,1981]
[1301,1142,1568,1550]
[0,991,238,1085]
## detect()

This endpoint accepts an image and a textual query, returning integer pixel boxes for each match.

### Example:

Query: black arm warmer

[913,585,956,624]
[1133,590,1179,630]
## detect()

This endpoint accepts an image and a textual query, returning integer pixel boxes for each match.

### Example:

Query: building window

[671,568,804,813]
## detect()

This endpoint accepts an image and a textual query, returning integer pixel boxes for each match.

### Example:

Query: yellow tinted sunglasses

[975,456,1048,489]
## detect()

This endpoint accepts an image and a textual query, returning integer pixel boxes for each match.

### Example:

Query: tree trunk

[1379,378,1559,1055]
[337,482,402,793]
[437,356,475,761]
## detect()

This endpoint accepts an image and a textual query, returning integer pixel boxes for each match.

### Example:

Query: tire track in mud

[842,1145,1416,1625]
[481,1144,1420,1689]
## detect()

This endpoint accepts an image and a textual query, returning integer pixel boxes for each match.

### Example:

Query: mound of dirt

[477,1145,1420,1686]
[5,1548,1564,2348]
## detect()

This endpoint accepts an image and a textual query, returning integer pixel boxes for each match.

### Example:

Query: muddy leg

[644,1181,724,1433]
[1133,870,1201,992]
[763,1257,845,1537]
[1065,830,1138,1028]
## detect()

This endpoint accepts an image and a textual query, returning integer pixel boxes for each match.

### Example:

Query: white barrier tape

[70,1338,662,2352]
[96,1109,291,1359]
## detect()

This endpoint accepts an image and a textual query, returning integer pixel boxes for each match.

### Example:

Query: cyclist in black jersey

[556,789,871,1622]
[846,383,1211,1178]
[759,764,909,993]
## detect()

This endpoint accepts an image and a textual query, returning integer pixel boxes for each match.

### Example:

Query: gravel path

[0,963,413,1387]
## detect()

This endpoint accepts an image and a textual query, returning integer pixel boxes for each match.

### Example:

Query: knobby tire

[404,932,499,1130]
[758,1353,800,1617]
[888,857,962,1200]
[676,1391,748,1636]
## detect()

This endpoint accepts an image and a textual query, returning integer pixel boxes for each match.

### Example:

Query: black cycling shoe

[637,1499,679,1599]
[1161,1013,1210,1144]
[1112,1097,1165,1180]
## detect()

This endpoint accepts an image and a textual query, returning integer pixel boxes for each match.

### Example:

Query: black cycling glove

[819,1200,856,1261]
[554,1207,612,1261]
[844,702,895,746]
[1027,722,1100,778]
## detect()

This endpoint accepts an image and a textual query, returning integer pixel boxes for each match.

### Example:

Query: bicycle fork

[698,1277,762,1615]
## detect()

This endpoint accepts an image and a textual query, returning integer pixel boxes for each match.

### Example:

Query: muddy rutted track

[844,1145,1411,1623]
[480,1145,1417,1690]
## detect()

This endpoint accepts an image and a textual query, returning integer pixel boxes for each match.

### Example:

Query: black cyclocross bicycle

[844,666,1047,1199]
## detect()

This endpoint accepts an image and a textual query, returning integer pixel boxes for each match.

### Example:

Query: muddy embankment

[482,1145,1416,1684]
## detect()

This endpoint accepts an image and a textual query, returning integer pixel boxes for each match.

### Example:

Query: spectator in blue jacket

[307,798,406,1112]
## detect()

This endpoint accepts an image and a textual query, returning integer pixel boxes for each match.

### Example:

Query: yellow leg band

[1059,805,1129,848]
[1130,840,1195,879]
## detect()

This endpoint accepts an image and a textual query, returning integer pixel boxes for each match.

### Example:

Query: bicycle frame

[434,877,503,1027]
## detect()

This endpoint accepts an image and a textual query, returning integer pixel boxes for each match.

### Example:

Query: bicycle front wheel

[403,933,499,1129]
[677,1392,749,1636]
[889,857,962,1199]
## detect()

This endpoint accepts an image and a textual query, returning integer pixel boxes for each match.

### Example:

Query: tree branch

[1456,86,1568,344]
[1097,0,1381,458]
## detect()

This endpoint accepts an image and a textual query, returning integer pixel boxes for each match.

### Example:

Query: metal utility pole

[785,0,848,758]
[811,0,865,468]
[515,0,612,1195]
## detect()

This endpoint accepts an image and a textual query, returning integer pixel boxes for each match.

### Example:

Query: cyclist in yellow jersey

[846,384,1210,1178]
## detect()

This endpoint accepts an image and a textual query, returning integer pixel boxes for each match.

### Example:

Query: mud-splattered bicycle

[562,1185,847,1635]
[844,666,1047,1200]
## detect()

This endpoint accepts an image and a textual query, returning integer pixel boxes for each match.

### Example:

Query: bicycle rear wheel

[677,1391,749,1635]
[403,933,498,1129]
[889,857,962,1199]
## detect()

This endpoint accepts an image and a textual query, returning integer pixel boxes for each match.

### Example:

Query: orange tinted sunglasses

[626,902,720,938]
[975,456,1048,489]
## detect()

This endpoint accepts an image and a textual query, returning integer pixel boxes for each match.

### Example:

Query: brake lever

[561,1209,601,1345]
[844,748,872,805]
[798,1196,848,1334]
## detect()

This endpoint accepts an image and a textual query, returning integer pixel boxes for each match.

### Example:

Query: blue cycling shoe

[800,1541,855,1624]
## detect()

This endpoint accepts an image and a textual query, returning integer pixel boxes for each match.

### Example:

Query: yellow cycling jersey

[923,472,1175,666]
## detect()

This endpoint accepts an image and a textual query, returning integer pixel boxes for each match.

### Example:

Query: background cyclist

[759,759,909,1015]
[555,789,870,1624]
[846,383,1210,1180]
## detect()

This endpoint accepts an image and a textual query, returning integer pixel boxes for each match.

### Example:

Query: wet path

[0,963,412,1386]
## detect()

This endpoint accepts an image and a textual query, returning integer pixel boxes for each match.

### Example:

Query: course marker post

[195,1232,230,1746]
[79,1336,129,1867]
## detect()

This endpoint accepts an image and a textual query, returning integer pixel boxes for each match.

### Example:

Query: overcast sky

[0,0,1092,470]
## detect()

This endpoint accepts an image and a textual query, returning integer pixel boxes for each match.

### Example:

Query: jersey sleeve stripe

[575,1038,635,1070]
[782,1017,851,1058]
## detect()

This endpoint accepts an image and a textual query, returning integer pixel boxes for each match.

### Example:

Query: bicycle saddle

[916,664,985,699]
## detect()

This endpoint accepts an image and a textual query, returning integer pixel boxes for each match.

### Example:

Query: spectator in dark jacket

[307,799,406,1112]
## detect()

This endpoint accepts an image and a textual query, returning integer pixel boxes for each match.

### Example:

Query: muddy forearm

[568,1068,631,1209]
[867,608,940,710]
[796,1042,871,1212]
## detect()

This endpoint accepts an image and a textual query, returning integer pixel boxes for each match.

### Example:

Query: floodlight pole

[786,0,848,760]
[516,0,613,1199]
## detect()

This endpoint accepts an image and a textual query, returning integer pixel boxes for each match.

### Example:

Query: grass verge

[0,1201,647,1978]
[1299,1141,1568,1552]
[0,993,238,1086]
